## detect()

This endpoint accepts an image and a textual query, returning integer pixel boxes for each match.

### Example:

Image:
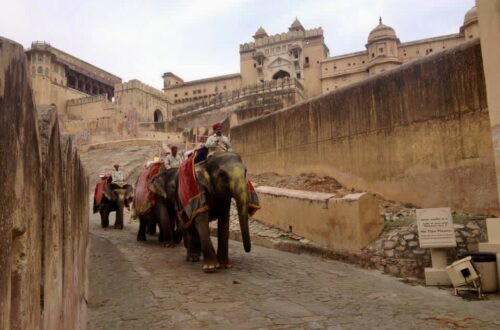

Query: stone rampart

[232,39,498,215]
[254,187,381,251]
[0,37,88,329]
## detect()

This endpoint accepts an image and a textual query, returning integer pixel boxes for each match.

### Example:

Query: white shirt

[165,154,182,169]
[205,134,232,151]
[111,170,124,182]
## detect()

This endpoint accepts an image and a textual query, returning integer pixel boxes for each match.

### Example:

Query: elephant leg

[137,217,147,241]
[157,203,174,247]
[100,209,109,228]
[168,206,182,244]
[114,206,124,229]
[185,227,201,262]
[217,205,231,269]
[147,221,157,235]
[194,213,217,272]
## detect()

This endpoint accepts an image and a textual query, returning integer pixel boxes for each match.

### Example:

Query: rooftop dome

[368,17,397,43]
[289,18,305,32]
[253,26,268,39]
[463,5,478,26]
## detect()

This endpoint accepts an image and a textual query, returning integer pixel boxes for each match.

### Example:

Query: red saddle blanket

[177,151,260,229]
[134,162,163,216]
[94,176,110,205]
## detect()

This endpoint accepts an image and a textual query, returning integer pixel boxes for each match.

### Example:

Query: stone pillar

[477,0,500,287]
[478,0,500,204]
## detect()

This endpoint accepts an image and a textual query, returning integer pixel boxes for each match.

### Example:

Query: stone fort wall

[232,39,498,215]
[0,37,89,329]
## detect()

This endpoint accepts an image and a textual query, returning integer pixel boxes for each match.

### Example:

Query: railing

[67,93,109,107]
[173,77,304,118]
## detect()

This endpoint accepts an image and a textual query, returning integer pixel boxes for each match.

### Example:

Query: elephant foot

[166,242,176,248]
[216,263,232,269]
[186,254,200,262]
[101,221,109,228]
[137,234,146,242]
[202,263,217,273]
[114,224,124,229]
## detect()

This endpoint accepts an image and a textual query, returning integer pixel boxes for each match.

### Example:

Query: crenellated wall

[232,39,499,215]
[0,37,89,330]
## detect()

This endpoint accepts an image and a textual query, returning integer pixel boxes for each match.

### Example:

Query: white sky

[0,0,474,89]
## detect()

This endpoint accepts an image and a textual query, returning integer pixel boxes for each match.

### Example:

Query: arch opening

[272,70,290,80]
[154,109,163,123]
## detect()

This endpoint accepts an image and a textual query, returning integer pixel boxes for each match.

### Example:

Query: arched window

[37,66,43,74]
[272,70,290,80]
[153,109,163,123]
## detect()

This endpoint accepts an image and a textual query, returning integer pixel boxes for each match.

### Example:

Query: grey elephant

[93,181,134,229]
[177,151,259,272]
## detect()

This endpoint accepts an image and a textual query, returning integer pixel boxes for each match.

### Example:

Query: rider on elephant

[111,163,124,182]
[205,122,232,152]
[165,145,182,169]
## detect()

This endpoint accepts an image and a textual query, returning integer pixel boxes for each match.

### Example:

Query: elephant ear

[103,184,114,200]
[150,174,168,199]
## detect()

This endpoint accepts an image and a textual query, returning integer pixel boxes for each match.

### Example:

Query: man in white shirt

[165,145,182,169]
[111,164,124,182]
[205,122,232,152]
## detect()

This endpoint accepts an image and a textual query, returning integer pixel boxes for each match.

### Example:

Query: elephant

[94,181,134,229]
[135,167,182,246]
[179,152,252,272]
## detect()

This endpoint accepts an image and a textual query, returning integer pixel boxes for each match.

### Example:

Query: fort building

[163,5,479,106]
[24,4,479,144]
[26,42,122,113]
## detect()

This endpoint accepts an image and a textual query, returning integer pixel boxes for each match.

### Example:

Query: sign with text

[416,208,456,248]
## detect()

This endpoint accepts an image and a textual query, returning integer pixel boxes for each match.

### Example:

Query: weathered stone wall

[232,40,498,215]
[0,37,88,329]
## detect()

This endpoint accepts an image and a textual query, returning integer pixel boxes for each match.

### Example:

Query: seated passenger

[165,145,182,169]
[205,122,232,152]
[111,164,124,182]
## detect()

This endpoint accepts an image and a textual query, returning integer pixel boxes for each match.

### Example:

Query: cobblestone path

[87,209,500,330]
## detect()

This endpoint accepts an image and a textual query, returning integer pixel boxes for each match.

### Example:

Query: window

[379,47,384,53]
[198,89,201,93]
[324,67,328,71]
[326,87,329,91]
[416,50,420,55]
[371,53,375,58]
[348,63,351,67]
[193,90,196,94]
[32,66,35,75]
[37,66,43,74]
[469,34,473,39]
[254,63,256,68]
[294,53,298,59]
[305,57,309,64]
[174,93,178,97]
[362,61,365,64]
[45,68,49,75]
[296,73,301,79]
[223,85,226,89]
[334,66,337,69]
[184,92,188,96]
[38,54,43,62]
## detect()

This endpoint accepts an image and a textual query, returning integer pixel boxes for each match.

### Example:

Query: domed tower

[289,18,305,32]
[366,17,401,76]
[461,5,479,40]
[253,26,268,40]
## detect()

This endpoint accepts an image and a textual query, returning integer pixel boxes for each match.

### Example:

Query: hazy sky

[1,0,474,89]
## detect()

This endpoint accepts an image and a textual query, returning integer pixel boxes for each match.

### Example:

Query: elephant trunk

[116,195,125,227]
[234,182,251,253]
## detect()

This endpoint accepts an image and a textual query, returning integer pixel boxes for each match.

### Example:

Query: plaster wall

[232,40,498,215]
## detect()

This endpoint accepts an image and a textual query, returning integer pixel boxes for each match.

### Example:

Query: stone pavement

[88,208,500,330]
